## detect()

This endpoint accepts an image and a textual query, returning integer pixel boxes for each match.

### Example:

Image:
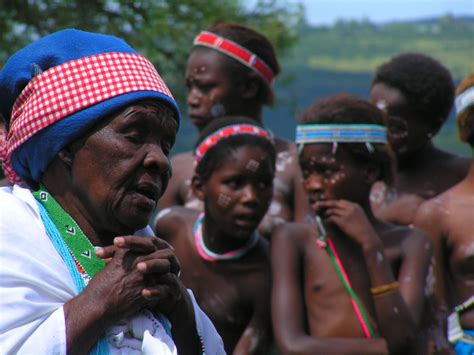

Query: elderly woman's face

[70,102,177,234]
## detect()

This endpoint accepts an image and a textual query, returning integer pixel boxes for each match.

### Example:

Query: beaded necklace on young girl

[193,212,260,262]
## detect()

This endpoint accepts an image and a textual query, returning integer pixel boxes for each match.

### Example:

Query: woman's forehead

[300,143,354,164]
[98,102,178,138]
[187,48,228,73]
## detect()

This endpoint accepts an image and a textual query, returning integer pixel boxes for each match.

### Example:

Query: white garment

[0,185,225,354]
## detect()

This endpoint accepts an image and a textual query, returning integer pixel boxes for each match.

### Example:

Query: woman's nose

[303,174,323,193]
[241,184,258,204]
[187,87,201,107]
[143,144,171,177]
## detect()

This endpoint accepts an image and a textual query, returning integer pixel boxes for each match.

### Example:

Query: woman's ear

[57,145,75,169]
[365,164,381,185]
[238,72,259,100]
[191,175,206,201]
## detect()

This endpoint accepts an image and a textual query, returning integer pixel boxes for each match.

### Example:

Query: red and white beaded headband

[0,52,173,183]
[193,31,275,85]
[195,124,270,163]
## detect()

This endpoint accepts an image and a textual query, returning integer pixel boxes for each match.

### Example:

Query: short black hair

[372,53,454,132]
[299,93,395,185]
[194,116,276,182]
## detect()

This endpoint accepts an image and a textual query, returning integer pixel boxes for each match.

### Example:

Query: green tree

[0,0,302,101]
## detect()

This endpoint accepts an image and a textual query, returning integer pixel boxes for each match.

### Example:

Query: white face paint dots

[376,99,387,112]
[246,159,260,172]
[217,192,231,208]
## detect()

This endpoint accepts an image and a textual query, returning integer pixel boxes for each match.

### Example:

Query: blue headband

[296,124,388,145]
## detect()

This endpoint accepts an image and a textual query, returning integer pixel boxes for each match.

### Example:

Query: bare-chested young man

[369,53,470,225]
[272,94,431,354]
[157,23,307,238]
[156,117,275,354]
[414,73,474,355]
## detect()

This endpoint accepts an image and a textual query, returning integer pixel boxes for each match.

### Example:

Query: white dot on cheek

[376,100,387,111]
[376,252,384,263]
[217,193,231,207]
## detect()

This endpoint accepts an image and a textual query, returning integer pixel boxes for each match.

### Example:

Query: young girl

[271,94,431,354]
[155,116,276,354]
[369,53,470,226]
[414,73,474,355]
[158,23,308,238]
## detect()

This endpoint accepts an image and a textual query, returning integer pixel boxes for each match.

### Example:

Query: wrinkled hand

[90,236,183,321]
[316,200,379,246]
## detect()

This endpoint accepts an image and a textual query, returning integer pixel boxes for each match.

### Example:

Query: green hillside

[174,15,473,156]
[284,15,474,79]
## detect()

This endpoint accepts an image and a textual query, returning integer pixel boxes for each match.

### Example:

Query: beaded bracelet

[370,282,399,298]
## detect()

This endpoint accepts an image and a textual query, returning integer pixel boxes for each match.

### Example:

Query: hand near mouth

[315,200,381,248]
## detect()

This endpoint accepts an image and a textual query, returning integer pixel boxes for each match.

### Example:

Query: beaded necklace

[193,213,260,262]
[33,186,172,353]
[448,295,474,345]
[33,187,104,282]
[315,216,376,339]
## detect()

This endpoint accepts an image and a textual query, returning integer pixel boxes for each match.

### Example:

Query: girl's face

[370,83,433,159]
[186,48,244,130]
[198,145,274,237]
[299,143,370,213]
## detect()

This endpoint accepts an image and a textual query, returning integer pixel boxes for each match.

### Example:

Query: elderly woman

[0,30,225,354]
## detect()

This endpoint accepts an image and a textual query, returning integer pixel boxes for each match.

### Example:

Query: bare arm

[414,202,452,353]
[271,224,388,355]
[234,264,273,355]
[398,230,431,326]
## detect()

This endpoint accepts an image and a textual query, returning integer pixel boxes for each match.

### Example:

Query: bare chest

[303,244,378,338]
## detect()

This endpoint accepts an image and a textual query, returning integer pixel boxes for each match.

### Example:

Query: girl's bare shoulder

[154,206,199,234]
[272,222,318,248]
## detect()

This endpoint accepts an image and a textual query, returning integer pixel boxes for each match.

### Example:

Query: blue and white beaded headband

[296,124,388,154]
[455,86,474,115]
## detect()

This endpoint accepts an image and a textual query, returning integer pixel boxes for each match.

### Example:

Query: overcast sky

[282,0,474,25]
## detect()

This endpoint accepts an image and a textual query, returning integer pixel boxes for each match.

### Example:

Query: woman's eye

[258,180,273,189]
[198,83,214,93]
[225,177,243,189]
[126,134,142,143]
[161,141,172,155]
[323,168,335,177]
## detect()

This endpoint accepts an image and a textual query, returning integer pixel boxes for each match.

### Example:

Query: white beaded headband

[296,124,388,154]
[455,86,474,115]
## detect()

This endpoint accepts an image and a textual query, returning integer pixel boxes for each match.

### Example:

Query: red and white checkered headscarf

[0,30,179,186]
